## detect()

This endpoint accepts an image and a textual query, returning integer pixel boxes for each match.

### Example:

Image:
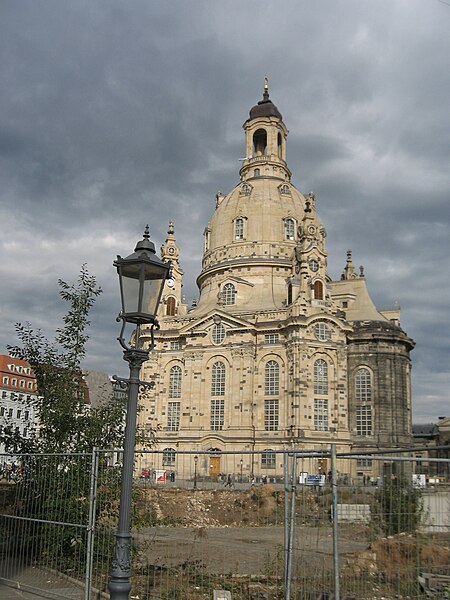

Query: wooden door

[209,456,221,479]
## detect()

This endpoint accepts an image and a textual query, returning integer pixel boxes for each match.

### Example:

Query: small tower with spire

[239,78,291,183]
[159,221,187,318]
[291,192,329,309]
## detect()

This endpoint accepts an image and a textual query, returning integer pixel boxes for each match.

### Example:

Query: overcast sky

[1,0,449,422]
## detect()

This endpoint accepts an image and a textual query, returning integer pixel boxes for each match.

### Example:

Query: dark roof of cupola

[249,87,282,121]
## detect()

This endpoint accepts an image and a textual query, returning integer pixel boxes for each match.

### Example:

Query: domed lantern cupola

[240,77,291,183]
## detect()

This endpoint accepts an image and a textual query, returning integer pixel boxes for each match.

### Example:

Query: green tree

[0,266,130,575]
[372,475,422,536]
[3,264,127,454]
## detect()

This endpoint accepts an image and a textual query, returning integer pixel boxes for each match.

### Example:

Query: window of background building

[211,361,225,396]
[212,323,226,345]
[314,359,328,395]
[167,402,180,431]
[162,448,176,466]
[169,365,182,398]
[265,360,279,395]
[210,399,224,431]
[261,450,276,469]
[355,368,372,402]
[314,399,329,431]
[235,218,244,240]
[223,283,236,305]
[313,280,324,300]
[355,367,372,436]
[284,218,295,240]
[166,296,176,316]
[170,340,182,350]
[264,399,279,431]
[314,322,331,341]
[356,405,373,436]
[265,333,279,345]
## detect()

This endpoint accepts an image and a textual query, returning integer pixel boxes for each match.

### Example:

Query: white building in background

[0,355,38,455]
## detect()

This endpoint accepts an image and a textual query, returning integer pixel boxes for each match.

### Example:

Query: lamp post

[193,455,198,490]
[240,458,243,483]
[108,226,170,600]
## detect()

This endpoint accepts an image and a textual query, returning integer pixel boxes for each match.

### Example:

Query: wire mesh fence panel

[1,449,449,600]
[0,451,94,599]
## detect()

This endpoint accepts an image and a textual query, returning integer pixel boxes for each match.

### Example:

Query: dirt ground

[134,524,369,575]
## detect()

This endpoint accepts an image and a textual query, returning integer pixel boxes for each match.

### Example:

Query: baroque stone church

[139,83,415,480]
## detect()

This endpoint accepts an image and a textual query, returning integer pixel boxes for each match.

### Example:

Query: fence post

[85,448,100,600]
[283,452,289,590]
[286,453,297,600]
[331,444,340,600]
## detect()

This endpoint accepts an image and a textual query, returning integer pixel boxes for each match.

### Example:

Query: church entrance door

[209,456,220,479]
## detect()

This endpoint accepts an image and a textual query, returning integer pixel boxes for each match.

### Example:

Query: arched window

[313,280,324,300]
[223,283,236,305]
[254,168,260,177]
[285,218,295,240]
[253,128,267,156]
[162,448,176,466]
[287,283,293,305]
[277,132,283,158]
[212,322,226,344]
[169,365,182,398]
[355,368,372,402]
[211,361,226,396]
[314,359,328,395]
[204,227,210,252]
[166,296,176,316]
[265,360,279,395]
[356,367,372,436]
[235,218,244,240]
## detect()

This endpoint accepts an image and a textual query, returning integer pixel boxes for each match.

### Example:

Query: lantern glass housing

[115,227,170,325]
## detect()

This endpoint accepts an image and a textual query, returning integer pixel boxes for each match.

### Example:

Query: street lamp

[108,226,170,600]
[194,455,198,490]
[240,458,243,483]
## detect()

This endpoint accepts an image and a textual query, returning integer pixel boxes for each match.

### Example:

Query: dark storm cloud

[1,0,449,419]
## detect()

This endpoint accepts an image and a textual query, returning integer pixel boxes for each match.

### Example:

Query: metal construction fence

[0,448,449,599]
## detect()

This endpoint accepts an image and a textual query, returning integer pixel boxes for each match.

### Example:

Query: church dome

[249,90,283,121]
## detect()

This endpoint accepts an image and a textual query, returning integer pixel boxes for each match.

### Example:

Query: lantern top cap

[134,224,156,254]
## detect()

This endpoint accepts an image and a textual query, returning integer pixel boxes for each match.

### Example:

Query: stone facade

[138,84,415,480]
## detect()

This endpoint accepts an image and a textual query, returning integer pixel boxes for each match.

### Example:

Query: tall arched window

[284,218,295,240]
[265,360,279,395]
[211,361,225,396]
[211,361,225,431]
[314,359,328,395]
[355,368,372,402]
[166,296,176,316]
[254,168,260,177]
[223,283,236,305]
[313,280,324,300]
[169,365,182,398]
[235,218,244,240]
[356,367,373,436]
[253,128,267,156]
